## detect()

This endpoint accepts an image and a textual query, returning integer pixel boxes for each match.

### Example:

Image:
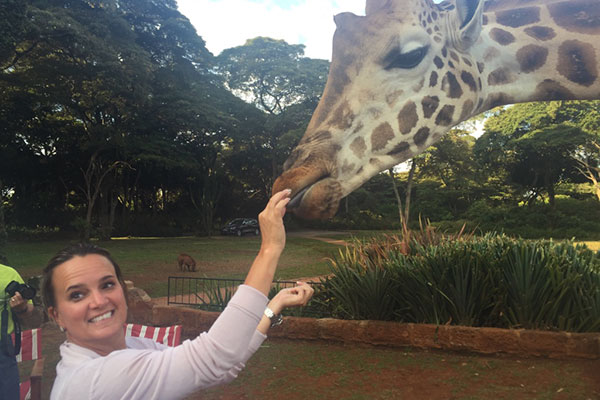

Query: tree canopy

[1,1,600,248]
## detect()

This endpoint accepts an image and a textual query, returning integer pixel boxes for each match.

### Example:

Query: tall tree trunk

[109,193,118,236]
[80,152,127,241]
[190,174,222,237]
[544,163,555,208]
[404,159,417,226]
[388,168,403,225]
[98,192,111,241]
[0,179,8,264]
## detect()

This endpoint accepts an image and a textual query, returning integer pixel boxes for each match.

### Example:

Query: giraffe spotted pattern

[273,0,600,219]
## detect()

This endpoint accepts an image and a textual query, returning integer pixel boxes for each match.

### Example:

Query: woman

[43,189,314,399]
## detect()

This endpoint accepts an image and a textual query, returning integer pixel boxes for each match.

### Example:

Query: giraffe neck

[474,0,600,113]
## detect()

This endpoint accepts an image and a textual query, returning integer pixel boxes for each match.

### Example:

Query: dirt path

[287,229,350,246]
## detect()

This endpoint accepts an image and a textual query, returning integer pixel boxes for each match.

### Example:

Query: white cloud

[176,0,365,60]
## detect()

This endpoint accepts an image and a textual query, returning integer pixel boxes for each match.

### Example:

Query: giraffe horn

[365,0,393,15]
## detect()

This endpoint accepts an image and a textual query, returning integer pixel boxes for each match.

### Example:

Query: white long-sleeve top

[50,285,268,400]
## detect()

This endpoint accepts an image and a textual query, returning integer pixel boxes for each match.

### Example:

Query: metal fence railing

[167,276,327,317]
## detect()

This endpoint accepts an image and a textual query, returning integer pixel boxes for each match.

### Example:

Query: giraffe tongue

[288,186,311,209]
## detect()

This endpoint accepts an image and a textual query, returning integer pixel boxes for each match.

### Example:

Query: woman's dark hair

[42,242,127,310]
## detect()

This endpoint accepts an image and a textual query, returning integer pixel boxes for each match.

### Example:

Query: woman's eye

[103,281,116,290]
[384,46,429,70]
[69,292,84,301]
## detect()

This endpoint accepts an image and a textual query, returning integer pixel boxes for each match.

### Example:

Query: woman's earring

[59,326,65,332]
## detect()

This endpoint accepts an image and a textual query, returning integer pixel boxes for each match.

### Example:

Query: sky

[175,0,366,60]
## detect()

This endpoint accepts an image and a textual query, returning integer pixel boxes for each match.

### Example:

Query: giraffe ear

[334,12,362,28]
[454,0,485,49]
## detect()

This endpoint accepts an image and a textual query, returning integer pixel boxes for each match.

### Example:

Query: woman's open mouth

[89,310,114,323]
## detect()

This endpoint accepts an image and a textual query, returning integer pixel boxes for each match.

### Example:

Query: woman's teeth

[90,311,113,323]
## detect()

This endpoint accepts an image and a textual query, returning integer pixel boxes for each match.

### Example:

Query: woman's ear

[48,306,61,325]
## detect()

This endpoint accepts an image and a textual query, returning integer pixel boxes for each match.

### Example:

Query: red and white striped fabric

[10,328,43,400]
[11,328,42,363]
[124,323,182,347]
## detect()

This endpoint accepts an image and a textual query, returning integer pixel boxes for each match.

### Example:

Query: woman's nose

[90,290,109,307]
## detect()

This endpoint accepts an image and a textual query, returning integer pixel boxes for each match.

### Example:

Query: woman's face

[48,254,128,355]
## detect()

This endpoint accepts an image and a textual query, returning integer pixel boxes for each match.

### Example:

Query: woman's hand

[256,282,314,334]
[244,189,291,296]
[267,282,314,315]
[258,189,291,255]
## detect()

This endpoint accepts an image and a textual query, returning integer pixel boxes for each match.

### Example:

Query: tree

[216,37,328,115]
[216,39,328,198]
[0,179,7,263]
[388,168,404,225]
[419,129,478,189]
[475,101,599,206]
[418,129,481,216]
[0,0,28,68]
[575,142,600,202]
[0,0,265,238]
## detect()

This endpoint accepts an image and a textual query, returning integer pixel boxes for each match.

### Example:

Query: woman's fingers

[258,189,291,253]
[281,283,314,307]
[266,189,291,212]
[274,196,291,216]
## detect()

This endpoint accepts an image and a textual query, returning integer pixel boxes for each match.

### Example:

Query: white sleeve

[54,285,268,400]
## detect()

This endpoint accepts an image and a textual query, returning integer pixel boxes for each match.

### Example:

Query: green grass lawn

[4,234,344,297]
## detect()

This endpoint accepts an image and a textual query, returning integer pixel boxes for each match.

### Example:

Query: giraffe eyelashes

[383,45,429,70]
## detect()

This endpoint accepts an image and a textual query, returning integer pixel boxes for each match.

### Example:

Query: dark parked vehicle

[221,218,260,236]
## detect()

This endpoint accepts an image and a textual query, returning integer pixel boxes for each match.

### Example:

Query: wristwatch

[264,307,283,328]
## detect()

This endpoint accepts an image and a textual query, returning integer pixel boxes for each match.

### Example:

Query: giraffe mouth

[287,186,312,209]
[274,175,343,220]
[273,158,343,220]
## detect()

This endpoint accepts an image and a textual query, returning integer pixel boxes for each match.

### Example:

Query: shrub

[321,231,600,332]
[321,245,400,320]
[393,236,504,327]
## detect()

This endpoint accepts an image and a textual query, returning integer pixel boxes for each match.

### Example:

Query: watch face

[270,313,284,328]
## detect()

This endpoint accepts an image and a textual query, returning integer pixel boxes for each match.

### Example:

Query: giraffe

[271,0,600,219]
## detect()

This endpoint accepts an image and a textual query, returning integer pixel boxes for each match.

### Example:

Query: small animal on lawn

[177,253,196,272]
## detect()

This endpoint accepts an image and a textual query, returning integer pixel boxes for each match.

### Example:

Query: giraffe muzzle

[287,186,311,209]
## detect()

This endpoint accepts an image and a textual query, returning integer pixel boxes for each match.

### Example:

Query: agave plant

[321,245,400,320]
[501,240,600,332]
[319,228,600,332]
[393,237,503,326]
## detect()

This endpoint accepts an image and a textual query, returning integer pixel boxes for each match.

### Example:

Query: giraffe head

[272,0,487,219]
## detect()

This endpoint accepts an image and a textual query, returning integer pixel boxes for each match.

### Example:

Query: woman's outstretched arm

[244,189,291,296]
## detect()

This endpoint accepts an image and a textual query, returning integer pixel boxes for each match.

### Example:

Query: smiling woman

[43,248,129,357]
[40,190,315,400]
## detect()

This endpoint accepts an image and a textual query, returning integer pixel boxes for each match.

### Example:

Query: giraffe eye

[383,46,429,70]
